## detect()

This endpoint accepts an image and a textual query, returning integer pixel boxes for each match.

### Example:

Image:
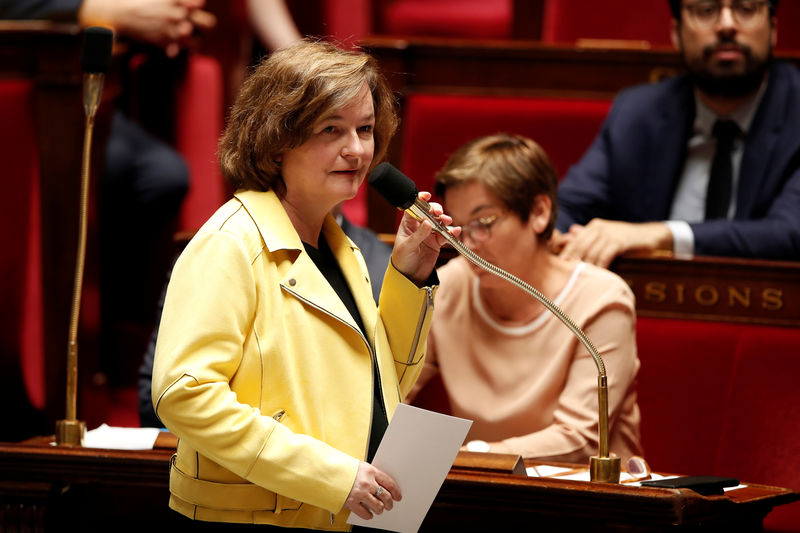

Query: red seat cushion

[542,0,673,46]
[714,326,800,531]
[635,317,741,475]
[382,0,512,39]
[0,79,45,409]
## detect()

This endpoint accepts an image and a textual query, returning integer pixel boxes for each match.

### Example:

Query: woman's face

[444,180,546,285]
[280,83,375,212]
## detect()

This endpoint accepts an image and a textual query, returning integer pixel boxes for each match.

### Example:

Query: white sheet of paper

[82,423,160,450]
[347,403,472,533]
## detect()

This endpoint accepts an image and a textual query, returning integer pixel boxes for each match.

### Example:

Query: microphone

[369,162,621,483]
[81,26,113,118]
[56,27,114,447]
[368,161,462,249]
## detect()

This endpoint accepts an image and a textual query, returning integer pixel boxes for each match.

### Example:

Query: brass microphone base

[590,455,621,483]
[55,419,86,446]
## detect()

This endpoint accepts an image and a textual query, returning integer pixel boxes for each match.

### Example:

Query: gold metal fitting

[55,419,86,446]
[590,455,621,483]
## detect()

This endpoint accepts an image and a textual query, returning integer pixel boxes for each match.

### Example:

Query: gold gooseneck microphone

[369,162,621,483]
[55,26,114,446]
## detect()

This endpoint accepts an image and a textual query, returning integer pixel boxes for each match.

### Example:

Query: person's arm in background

[556,220,674,268]
[689,165,800,260]
[0,0,216,57]
[552,91,676,267]
[79,0,216,57]
[555,103,622,236]
[246,0,301,52]
[555,162,800,267]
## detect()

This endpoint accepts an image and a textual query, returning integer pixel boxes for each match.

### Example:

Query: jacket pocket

[170,456,302,513]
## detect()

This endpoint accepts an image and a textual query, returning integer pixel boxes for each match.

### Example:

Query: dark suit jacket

[339,216,393,304]
[0,0,82,20]
[557,61,800,260]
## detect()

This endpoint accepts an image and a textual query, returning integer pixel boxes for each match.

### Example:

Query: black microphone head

[368,162,419,209]
[81,26,113,74]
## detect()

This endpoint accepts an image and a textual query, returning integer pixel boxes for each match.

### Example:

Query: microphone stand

[406,197,621,483]
[55,72,104,446]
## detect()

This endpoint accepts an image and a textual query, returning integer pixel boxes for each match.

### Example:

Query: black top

[303,235,388,463]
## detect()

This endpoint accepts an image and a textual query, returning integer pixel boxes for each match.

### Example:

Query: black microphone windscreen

[368,162,418,210]
[81,26,113,74]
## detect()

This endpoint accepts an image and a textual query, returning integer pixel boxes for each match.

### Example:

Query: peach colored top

[410,257,642,463]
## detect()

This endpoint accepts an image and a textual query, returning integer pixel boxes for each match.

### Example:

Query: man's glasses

[683,0,769,29]
[457,212,506,243]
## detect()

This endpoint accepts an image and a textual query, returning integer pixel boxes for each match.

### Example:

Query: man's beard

[683,38,772,98]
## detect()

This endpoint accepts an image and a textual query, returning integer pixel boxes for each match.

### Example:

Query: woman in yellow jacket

[151,40,453,530]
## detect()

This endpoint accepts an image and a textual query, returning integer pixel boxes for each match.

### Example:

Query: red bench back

[400,93,611,202]
[0,79,45,411]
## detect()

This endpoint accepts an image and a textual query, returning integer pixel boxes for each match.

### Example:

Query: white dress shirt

[665,81,767,257]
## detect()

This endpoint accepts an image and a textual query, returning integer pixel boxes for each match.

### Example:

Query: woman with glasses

[407,133,642,464]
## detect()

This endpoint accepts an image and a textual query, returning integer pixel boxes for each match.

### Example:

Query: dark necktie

[705,119,741,220]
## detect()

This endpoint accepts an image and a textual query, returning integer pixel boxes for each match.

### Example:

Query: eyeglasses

[457,212,506,243]
[683,1,769,29]
[617,456,653,484]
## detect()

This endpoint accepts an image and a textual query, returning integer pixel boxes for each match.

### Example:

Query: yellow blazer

[152,190,436,529]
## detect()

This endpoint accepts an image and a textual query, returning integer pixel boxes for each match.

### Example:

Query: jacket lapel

[234,190,374,337]
[644,78,696,220]
[737,66,786,219]
[324,218,378,345]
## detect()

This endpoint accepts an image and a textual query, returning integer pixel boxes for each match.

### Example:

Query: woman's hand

[344,461,402,520]
[391,192,458,284]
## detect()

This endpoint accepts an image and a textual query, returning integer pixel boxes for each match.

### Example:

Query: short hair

[218,39,398,195]
[668,0,779,20]
[434,133,559,241]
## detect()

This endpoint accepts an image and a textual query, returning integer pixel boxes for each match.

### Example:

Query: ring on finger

[375,486,383,498]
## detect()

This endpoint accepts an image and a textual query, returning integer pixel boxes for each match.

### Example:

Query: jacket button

[288,278,296,286]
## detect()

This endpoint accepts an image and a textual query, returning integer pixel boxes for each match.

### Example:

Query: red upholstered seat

[775,0,800,52]
[635,317,742,476]
[715,326,800,531]
[400,93,610,202]
[174,54,228,232]
[381,0,512,39]
[0,79,45,410]
[541,0,673,47]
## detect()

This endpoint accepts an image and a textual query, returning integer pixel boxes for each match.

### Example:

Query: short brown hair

[434,133,559,241]
[218,39,398,195]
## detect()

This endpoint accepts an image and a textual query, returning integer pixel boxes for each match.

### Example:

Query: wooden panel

[613,253,800,326]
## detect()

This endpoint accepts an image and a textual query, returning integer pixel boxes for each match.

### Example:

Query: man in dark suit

[554,0,800,267]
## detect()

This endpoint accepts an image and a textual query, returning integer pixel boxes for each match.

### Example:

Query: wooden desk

[398,240,800,327]
[1,440,796,531]
[612,253,800,327]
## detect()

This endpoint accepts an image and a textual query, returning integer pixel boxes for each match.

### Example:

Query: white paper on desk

[347,403,472,533]
[83,423,160,450]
